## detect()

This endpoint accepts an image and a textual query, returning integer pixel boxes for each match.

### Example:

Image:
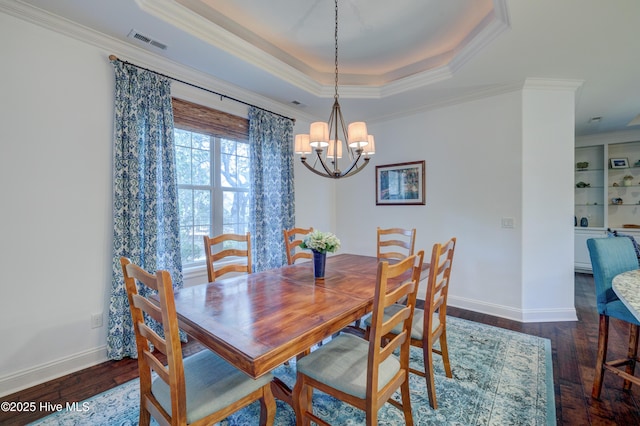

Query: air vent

[127,29,167,51]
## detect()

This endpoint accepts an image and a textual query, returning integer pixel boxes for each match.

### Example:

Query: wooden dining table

[159,253,422,404]
[612,269,640,321]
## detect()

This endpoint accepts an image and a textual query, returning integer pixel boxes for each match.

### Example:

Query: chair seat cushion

[363,305,439,340]
[296,333,400,399]
[152,349,273,423]
[605,299,640,325]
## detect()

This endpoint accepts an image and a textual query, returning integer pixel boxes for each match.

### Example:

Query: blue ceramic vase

[312,250,326,279]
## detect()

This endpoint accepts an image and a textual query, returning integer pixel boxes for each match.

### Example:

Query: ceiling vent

[127,29,167,51]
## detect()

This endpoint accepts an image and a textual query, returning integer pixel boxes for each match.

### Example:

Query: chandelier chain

[334,0,339,102]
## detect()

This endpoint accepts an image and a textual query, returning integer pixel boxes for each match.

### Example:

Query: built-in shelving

[575,135,640,272]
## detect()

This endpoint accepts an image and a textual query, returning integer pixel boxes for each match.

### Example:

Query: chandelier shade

[327,140,343,158]
[309,122,330,147]
[363,135,375,155]
[295,134,312,154]
[294,0,375,179]
[347,122,369,148]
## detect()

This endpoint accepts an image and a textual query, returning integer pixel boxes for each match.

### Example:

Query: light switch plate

[501,217,515,228]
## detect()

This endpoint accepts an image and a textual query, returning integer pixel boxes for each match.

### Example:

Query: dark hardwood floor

[1,273,639,425]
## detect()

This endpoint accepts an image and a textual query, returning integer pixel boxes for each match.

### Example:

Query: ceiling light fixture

[294,0,374,179]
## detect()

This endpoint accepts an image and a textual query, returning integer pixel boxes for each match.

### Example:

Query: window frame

[172,98,250,269]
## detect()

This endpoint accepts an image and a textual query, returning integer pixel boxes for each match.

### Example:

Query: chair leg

[138,396,151,426]
[439,328,453,378]
[592,314,609,400]
[623,324,640,391]
[365,406,378,426]
[258,384,277,426]
[292,375,312,426]
[399,375,414,426]
[139,409,150,426]
[423,340,438,409]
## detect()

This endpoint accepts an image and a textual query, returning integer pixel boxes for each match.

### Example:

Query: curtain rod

[108,55,295,123]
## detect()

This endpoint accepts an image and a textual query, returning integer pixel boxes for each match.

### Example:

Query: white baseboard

[448,295,578,323]
[0,345,108,398]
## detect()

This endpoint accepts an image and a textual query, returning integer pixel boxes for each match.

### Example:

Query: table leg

[271,377,293,407]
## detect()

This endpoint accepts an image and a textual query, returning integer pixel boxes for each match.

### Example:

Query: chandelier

[294,0,375,179]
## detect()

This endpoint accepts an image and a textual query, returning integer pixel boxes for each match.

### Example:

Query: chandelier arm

[340,151,367,176]
[301,156,369,179]
[315,148,338,176]
[301,156,339,178]
[339,157,370,178]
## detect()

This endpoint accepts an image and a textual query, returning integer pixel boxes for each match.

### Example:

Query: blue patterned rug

[31,317,554,425]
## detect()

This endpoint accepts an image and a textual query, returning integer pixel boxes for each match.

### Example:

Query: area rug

[31,316,555,425]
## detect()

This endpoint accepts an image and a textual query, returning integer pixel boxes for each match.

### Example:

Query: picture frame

[376,160,425,205]
[610,158,629,169]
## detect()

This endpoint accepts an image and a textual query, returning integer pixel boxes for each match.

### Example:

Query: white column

[521,78,583,321]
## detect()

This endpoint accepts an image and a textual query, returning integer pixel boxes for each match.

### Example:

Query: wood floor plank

[1,273,639,425]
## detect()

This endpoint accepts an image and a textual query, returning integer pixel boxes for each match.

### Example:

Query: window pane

[192,148,210,185]
[178,188,211,264]
[221,139,235,154]
[178,189,193,227]
[174,129,191,148]
[237,155,250,188]
[193,190,210,226]
[223,190,249,234]
[220,139,249,189]
[236,141,249,157]
[175,145,191,184]
[192,132,210,150]
[220,153,236,187]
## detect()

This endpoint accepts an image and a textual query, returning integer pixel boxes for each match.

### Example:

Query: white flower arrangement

[300,230,341,254]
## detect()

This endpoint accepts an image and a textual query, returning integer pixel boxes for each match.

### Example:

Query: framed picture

[376,160,425,205]
[610,158,629,169]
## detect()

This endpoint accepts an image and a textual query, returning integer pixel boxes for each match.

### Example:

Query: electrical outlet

[91,313,103,329]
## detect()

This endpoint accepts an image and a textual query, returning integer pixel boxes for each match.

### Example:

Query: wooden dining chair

[587,237,640,399]
[203,232,252,282]
[292,251,424,426]
[376,227,416,260]
[120,257,276,426]
[366,237,456,409]
[283,227,314,265]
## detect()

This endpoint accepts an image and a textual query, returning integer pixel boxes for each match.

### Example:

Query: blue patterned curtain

[248,107,295,271]
[107,60,183,360]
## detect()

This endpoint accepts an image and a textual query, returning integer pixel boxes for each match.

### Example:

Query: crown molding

[1,0,317,122]
[137,0,511,100]
[136,0,326,97]
[372,81,525,123]
[522,78,585,92]
[575,128,640,147]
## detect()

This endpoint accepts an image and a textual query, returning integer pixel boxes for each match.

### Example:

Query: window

[172,98,251,267]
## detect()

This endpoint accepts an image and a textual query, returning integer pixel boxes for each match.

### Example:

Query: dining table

[156,253,425,405]
[612,269,640,321]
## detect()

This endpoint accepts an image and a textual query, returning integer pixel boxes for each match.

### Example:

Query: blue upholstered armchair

[587,237,640,399]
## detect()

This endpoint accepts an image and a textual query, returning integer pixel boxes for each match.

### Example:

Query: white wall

[335,85,577,321]
[1,12,114,395]
[336,92,526,314]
